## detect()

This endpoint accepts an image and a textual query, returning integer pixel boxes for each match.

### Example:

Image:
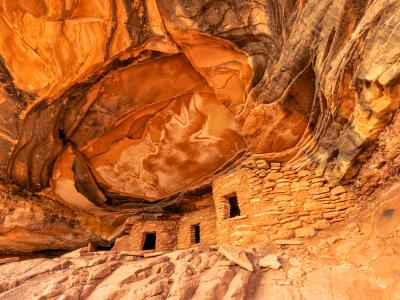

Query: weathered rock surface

[259,254,281,270]
[218,245,253,272]
[0,0,398,216]
[0,0,400,298]
[0,185,111,253]
[1,194,399,300]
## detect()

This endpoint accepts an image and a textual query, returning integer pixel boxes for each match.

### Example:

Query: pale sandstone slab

[259,254,281,270]
[219,245,253,272]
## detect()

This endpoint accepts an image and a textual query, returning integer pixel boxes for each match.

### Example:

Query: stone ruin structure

[0,0,398,257]
[212,158,355,245]
[0,0,400,298]
[114,155,355,253]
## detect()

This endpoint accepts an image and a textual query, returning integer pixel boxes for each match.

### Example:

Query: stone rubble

[218,245,253,272]
[259,254,281,270]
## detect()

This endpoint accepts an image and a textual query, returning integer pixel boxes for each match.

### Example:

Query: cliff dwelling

[111,157,355,252]
[0,0,399,299]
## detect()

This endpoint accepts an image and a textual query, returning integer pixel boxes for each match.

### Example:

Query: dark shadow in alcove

[142,232,156,250]
[228,194,241,218]
[191,224,201,244]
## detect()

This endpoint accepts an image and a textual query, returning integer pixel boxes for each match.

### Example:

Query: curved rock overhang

[0,0,399,216]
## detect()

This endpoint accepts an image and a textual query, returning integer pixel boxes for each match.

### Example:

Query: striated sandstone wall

[0,0,399,255]
[0,0,398,216]
[0,184,109,253]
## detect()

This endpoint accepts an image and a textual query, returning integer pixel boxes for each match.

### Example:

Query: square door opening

[142,232,156,250]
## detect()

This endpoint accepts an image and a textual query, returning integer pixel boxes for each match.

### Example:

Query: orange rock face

[0,1,398,206]
[0,0,399,255]
[1,2,400,299]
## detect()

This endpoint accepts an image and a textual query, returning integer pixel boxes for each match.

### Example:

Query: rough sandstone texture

[0,0,400,299]
[0,0,398,215]
[0,193,399,300]
[0,185,112,253]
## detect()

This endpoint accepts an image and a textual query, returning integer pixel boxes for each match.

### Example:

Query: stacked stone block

[126,156,356,251]
[177,206,217,249]
[130,220,178,252]
[212,156,356,246]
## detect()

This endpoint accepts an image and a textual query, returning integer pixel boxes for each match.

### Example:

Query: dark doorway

[142,232,156,250]
[228,195,241,218]
[191,224,200,244]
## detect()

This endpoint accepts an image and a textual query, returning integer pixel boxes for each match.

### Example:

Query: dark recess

[383,208,394,218]
[192,224,200,244]
[142,232,156,250]
[228,195,241,218]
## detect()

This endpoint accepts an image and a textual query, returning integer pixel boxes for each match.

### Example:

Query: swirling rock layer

[0,1,400,298]
[0,0,399,213]
[0,0,399,267]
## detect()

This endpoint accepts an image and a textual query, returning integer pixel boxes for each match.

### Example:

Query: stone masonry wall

[129,220,178,252]
[212,156,356,246]
[176,206,217,249]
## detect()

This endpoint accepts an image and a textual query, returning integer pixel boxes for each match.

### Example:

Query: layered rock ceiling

[0,0,400,251]
[1,1,400,299]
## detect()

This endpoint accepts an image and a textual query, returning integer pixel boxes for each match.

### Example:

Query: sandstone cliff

[0,0,399,299]
[0,189,399,299]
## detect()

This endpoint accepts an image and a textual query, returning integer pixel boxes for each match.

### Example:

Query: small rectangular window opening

[191,224,200,244]
[228,194,241,218]
[142,232,156,250]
